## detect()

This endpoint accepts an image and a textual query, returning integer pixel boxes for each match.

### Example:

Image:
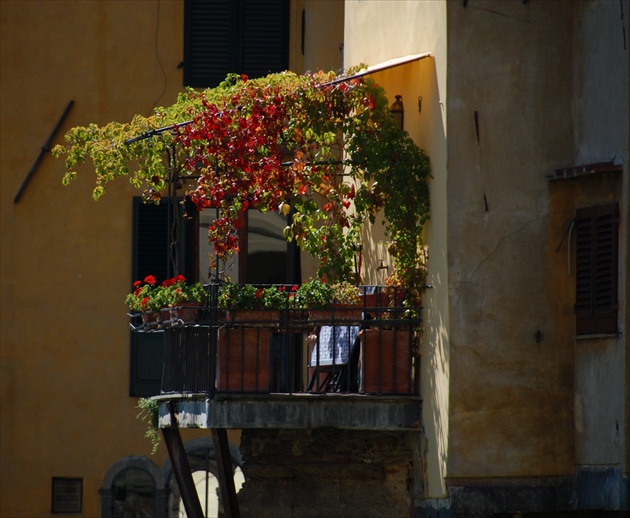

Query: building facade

[1,1,627,516]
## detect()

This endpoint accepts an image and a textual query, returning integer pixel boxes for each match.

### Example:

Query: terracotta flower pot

[359,328,415,394]
[309,304,363,323]
[216,327,272,393]
[225,310,281,326]
[169,302,202,324]
[141,310,161,328]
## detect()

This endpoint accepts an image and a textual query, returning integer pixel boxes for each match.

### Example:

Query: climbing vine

[53,69,430,297]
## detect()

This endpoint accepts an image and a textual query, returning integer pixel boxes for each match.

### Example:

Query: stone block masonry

[237,428,425,518]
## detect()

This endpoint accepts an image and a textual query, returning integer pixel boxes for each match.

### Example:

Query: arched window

[100,457,166,518]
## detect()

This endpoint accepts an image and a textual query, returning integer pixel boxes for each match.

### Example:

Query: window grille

[52,477,82,514]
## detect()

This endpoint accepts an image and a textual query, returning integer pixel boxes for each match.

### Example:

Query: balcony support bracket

[161,427,204,518]
[212,428,241,518]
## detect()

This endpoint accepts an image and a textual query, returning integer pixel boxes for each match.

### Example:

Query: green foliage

[125,275,160,312]
[158,275,206,307]
[54,69,431,300]
[137,397,160,455]
[292,278,333,309]
[126,275,205,312]
[218,280,296,310]
[329,281,361,305]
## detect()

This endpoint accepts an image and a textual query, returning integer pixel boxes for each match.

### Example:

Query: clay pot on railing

[358,328,415,395]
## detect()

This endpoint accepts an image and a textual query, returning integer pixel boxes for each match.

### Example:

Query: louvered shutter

[129,198,195,396]
[241,0,290,79]
[184,0,233,88]
[184,0,289,88]
[133,199,172,282]
[575,203,619,335]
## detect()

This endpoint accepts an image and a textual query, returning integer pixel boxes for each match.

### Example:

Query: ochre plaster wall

[0,2,199,515]
[1,1,331,515]
[445,0,576,478]
[0,0,343,518]
[446,0,628,482]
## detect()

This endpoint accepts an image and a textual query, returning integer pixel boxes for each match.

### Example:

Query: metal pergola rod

[124,120,352,173]
[124,120,347,169]
[14,100,75,204]
[123,120,193,145]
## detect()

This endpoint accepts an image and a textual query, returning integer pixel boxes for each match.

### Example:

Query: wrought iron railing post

[206,282,220,397]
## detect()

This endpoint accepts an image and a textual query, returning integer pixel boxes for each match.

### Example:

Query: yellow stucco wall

[446,0,627,484]
[0,1,343,515]
[1,2,193,515]
[345,0,628,500]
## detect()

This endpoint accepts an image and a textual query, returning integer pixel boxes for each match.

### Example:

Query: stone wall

[237,428,425,518]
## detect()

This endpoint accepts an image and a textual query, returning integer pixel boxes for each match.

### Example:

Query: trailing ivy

[136,397,160,455]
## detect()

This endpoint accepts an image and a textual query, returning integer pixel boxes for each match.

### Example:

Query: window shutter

[574,210,594,320]
[184,0,289,88]
[575,203,619,335]
[241,0,290,79]
[129,331,165,397]
[129,198,196,397]
[184,0,234,88]
[133,199,172,283]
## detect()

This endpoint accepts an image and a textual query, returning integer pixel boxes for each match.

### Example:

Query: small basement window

[574,202,619,336]
[52,477,83,514]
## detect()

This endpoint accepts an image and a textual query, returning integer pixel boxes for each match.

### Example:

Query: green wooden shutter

[575,203,619,335]
[184,0,289,88]
[129,197,196,396]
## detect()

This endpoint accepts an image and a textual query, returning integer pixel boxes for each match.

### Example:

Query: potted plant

[215,281,297,392]
[218,281,297,323]
[358,273,420,394]
[126,275,206,327]
[158,275,206,324]
[125,275,161,326]
[292,278,333,310]
[293,278,363,322]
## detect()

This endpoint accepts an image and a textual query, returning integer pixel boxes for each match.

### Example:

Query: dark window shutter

[129,331,165,397]
[133,199,172,283]
[184,0,233,88]
[132,197,195,284]
[241,0,290,79]
[129,197,196,397]
[184,0,289,88]
[575,203,619,335]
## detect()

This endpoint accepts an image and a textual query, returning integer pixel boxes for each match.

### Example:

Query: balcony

[134,284,423,432]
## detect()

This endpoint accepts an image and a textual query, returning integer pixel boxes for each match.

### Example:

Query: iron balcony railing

[131,284,421,397]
